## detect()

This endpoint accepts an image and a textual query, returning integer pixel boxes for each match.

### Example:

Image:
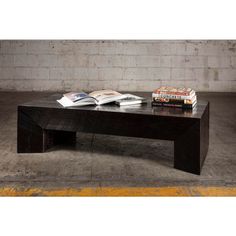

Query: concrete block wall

[0,40,236,92]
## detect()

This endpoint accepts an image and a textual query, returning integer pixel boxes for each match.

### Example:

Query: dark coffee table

[17,94,209,175]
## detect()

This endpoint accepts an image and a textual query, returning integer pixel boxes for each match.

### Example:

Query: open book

[57,90,128,107]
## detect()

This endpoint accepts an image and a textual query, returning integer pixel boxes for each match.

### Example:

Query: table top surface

[19,93,209,119]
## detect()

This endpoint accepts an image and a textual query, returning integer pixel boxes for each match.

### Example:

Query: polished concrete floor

[0,92,235,191]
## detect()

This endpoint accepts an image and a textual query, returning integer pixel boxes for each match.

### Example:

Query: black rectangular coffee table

[17,94,209,175]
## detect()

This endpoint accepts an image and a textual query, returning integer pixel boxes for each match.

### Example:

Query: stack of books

[152,86,197,109]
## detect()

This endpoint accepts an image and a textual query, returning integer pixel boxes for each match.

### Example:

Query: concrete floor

[0,92,236,194]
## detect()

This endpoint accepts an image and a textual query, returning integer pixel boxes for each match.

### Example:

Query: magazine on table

[115,94,147,106]
[57,90,145,107]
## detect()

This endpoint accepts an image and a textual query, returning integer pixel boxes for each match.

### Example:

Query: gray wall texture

[0,40,236,92]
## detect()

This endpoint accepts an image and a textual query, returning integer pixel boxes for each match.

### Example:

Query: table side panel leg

[17,108,45,153]
[200,102,209,168]
[174,121,201,175]
[17,108,77,153]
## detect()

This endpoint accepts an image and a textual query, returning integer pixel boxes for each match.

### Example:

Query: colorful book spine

[152,101,196,109]
[152,92,195,100]
[153,96,197,105]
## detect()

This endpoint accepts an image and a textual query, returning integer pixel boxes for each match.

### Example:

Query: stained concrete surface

[0,92,235,189]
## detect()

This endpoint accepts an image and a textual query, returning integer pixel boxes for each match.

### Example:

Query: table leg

[17,109,76,153]
[174,122,201,174]
[174,104,209,175]
[17,108,45,153]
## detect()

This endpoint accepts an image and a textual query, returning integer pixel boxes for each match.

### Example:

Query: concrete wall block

[218,69,236,81]
[31,68,50,79]
[61,79,89,92]
[14,55,39,67]
[99,42,124,55]
[231,81,236,91]
[50,41,75,55]
[0,41,27,54]
[87,80,107,91]
[0,68,15,79]
[38,55,58,67]
[160,56,172,67]
[103,80,120,91]
[88,55,137,68]
[73,42,99,55]
[57,55,88,67]
[27,41,77,55]
[183,68,219,90]
[197,41,227,56]
[159,42,185,55]
[184,69,197,81]
[0,80,14,90]
[27,41,75,55]
[159,43,173,55]
[124,56,137,67]
[123,41,161,55]
[209,81,236,92]
[171,56,207,68]
[117,80,162,92]
[117,80,133,91]
[135,56,160,67]
[135,80,162,91]
[171,56,186,68]
[189,68,219,82]
[221,41,236,56]
[15,54,59,67]
[123,43,150,55]
[26,80,63,91]
[50,68,75,80]
[230,57,236,68]
[171,68,195,81]
[147,68,170,80]
[184,42,199,56]
[0,55,14,67]
[206,68,219,81]
[87,68,99,80]
[27,41,54,54]
[146,43,161,55]
[0,79,21,91]
[208,56,231,68]
[98,68,123,80]
[15,68,32,79]
[124,68,148,80]
[124,68,170,80]
[88,55,124,67]
[74,68,89,80]
[185,56,207,68]
[175,42,190,55]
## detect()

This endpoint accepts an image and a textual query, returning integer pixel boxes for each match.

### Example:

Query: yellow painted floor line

[0,187,236,196]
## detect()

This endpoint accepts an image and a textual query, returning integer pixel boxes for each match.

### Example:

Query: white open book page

[57,97,95,107]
